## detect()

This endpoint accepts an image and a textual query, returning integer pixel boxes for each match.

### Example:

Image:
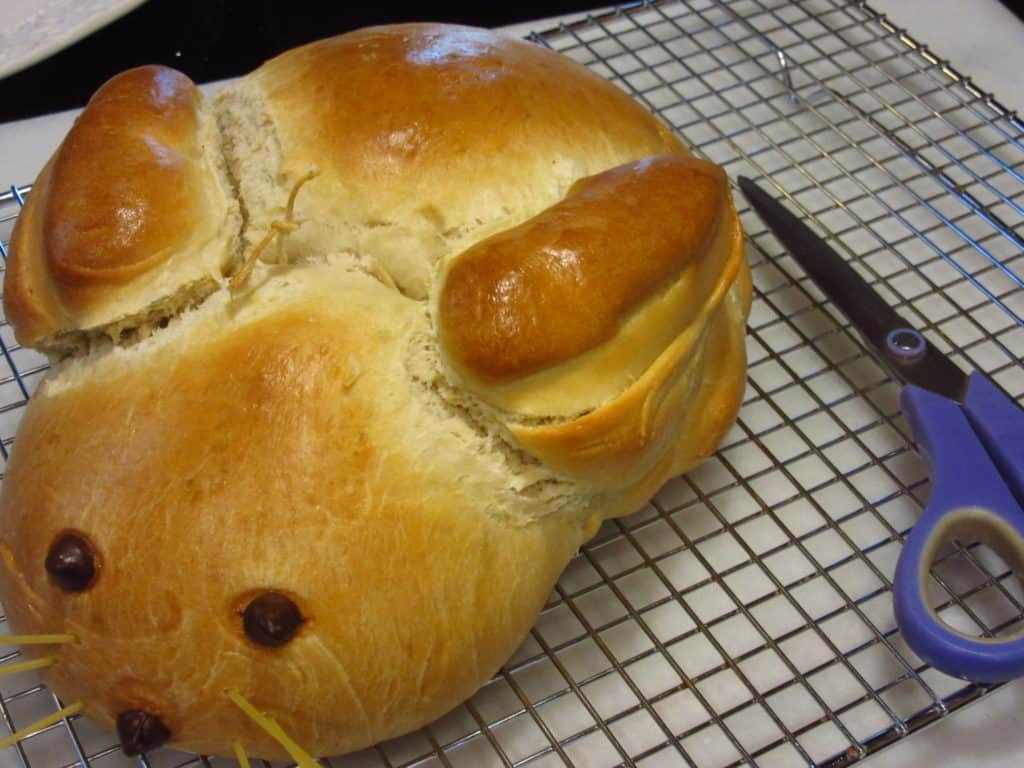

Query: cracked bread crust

[0,23,751,761]
[239,23,689,299]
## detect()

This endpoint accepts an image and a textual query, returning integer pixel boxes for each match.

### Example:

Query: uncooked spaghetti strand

[226,690,318,768]
[0,701,83,750]
[0,656,54,677]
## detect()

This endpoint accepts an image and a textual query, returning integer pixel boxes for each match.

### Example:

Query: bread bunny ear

[437,154,729,387]
[3,66,238,357]
[435,154,749,489]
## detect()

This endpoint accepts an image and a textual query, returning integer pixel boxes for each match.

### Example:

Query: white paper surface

[871,0,1024,117]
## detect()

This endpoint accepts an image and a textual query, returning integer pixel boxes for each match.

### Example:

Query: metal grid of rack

[1,0,1023,766]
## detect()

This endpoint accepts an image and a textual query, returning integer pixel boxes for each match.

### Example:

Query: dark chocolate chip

[45,533,96,592]
[116,709,172,756]
[242,592,304,647]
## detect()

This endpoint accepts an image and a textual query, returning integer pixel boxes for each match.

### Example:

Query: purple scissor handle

[738,176,1024,683]
[897,373,1024,682]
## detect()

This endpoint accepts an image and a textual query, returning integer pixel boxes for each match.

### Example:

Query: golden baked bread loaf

[0,22,750,761]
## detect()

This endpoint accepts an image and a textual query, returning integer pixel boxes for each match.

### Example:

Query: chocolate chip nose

[117,709,171,755]
[45,533,97,592]
[242,592,304,646]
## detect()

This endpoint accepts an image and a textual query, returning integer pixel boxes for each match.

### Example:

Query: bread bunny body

[0,24,750,759]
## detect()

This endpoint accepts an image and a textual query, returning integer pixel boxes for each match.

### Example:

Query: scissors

[737,176,1024,683]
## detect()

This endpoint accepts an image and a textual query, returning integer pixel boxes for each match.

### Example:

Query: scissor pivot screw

[886,328,927,363]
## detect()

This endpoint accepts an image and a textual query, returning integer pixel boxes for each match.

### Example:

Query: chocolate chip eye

[116,709,172,755]
[45,533,96,592]
[242,592,304,647]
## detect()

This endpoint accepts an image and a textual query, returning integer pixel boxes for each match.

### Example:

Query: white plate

[0,0,147,80]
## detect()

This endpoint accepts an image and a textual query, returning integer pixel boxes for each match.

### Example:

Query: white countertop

[870,0,1024,117]
[1,1,1023,767]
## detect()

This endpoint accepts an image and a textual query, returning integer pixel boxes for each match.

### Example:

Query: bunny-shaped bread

[0,23,750,759]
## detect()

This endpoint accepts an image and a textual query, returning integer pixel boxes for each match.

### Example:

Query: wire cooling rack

[1,0,1023,766]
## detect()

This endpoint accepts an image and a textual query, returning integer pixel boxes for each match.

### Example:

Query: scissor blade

[737,176,968,402]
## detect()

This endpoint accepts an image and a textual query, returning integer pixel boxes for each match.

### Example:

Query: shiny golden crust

[3,66,235,353]
[45,67,200,280]
[0,22,751,762]
[237,23,687,298]
[438,155,727,383]
[486,189,747,489]
[0,268,595,758]
[256,24,683,182]
[434,151,748,491]
[511,249,751,489]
